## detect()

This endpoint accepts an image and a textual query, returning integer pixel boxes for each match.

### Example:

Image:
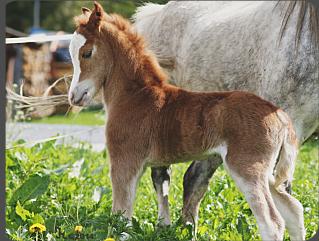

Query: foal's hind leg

[224,158,285,241]
[269,178,305,241]
[182,155,222,226]
[151,166,171,225]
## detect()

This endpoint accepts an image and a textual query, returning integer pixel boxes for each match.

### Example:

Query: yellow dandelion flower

[74,225,83,233]
[29,223,46,233]
[104,238,115,241]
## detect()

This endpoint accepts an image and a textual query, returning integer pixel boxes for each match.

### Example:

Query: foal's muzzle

[68,79,96,107]
[69,85,94,107]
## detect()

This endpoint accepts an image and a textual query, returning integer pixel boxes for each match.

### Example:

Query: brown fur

[70,2,305,240]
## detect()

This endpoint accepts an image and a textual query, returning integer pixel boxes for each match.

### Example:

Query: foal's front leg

[151,166,171,225]
[110,158,144,218]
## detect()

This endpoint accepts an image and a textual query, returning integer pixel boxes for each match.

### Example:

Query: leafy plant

[10,174,50,205]
[5,137,318,240]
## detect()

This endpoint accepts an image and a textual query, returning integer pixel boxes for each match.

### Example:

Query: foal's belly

[145,143,227,167]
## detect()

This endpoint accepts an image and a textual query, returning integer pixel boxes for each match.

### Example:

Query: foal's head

[68,1,166,106]
[68,2,112,106]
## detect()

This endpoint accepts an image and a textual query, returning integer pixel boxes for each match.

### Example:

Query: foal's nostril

[71,90,89,106]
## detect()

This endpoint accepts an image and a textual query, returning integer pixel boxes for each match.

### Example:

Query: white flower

[68,158,84,178]
[92,187,102,202]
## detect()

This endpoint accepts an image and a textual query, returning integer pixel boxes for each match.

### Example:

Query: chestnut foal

[68,3,305,240]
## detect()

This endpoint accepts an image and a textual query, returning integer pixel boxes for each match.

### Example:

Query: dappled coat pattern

[134,1,319,143]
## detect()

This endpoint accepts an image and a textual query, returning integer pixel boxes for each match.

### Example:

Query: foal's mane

[74,8,168,86]
[278,0,319,50]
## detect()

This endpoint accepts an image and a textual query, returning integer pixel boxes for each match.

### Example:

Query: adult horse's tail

[278,0,319,50]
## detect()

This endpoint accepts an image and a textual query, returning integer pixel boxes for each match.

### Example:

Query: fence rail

[6,34,73,44]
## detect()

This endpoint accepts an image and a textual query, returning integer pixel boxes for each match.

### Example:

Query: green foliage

[6,0,169,33]
[15,201,31,221]
[5,137,318,240]
[10,174,50,205]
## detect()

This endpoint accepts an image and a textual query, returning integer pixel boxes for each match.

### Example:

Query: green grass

[5,137,318,241]
[29,110,105,126]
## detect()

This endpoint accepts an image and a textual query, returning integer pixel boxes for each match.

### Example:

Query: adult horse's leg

[182,155,222,226]
[110,158,144,219]
[151,166,171,225]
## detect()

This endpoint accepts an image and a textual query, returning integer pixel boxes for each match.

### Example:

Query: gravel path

[6,123,106,151]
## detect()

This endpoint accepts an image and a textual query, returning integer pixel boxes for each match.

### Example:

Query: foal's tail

[273,111,298,192]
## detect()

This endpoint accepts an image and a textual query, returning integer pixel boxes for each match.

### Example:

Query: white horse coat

[134,1,319,142]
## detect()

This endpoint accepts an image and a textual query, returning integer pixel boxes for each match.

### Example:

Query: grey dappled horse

[134,0,318,229]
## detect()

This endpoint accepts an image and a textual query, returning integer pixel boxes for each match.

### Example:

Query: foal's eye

[82,50,93,59]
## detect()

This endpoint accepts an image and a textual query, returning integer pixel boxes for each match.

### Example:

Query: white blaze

[68,32,87,99]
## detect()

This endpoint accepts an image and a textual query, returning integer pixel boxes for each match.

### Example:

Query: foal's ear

[87,1,105,31]
[81,7,91,16]
[93,1,105,17]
